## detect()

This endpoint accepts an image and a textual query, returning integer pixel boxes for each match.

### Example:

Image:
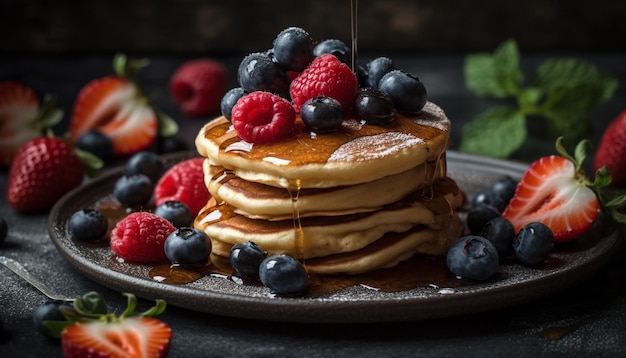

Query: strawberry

[110,212,176,264]
[593,109,626,186]
[0,81,62,166]
[154,158,211,215]
[7,136,84,213]
[170,58,227,117]
[69,54,178,157]
[43,292,171,358]
[502,137,626,242]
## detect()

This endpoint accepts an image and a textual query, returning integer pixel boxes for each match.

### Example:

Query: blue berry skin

[230,241,267,279]
[154,201,193,228]
[481,217,516,259]
[220,87,245,121]
[76,130,113,161]
[354,87,397,125]
[313,39,350,64]
[378,70,427,114]
[272,27,314,72]
[33,300,73,338]
[125,151,164,183]
[471,190,507,213]
[301,96,344,133]
[514,222,554,266]
[238,52,291,97]
[69,209,108,242]
[466,203,501,235]
[0,216,7,245]
[259,254,308,296]
[164,228,212,267]
[156,135,189,154]
[490,176,518,205]
[446,235,499,281]
[366,57,396,88]
[113,174,154,207]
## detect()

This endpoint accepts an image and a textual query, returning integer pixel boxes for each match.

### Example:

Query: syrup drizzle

[350,0,358,72]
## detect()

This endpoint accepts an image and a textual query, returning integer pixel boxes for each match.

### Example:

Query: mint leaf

[459,107,527,158]
[464,39,522,98]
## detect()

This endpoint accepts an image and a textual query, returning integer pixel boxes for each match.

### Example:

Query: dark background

[2,0,625,55]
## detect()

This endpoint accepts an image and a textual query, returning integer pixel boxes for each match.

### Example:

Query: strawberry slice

[70,76,158,156]
[0,81,62,166]
[62,316,171,358]
[502,137,626,242]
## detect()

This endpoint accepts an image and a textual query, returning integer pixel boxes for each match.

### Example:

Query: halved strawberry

[44,292,172,358]
[70,76,158,156]
[502,138,626,242]
[0,81,62,166]
[69,54,178,157]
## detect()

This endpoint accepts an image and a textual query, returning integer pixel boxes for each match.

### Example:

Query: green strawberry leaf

[459,107,527,158]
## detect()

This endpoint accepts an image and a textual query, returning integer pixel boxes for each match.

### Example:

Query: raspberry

[154,158,210,216]
[109,212,176,264]
[170,59,227,117]
[290,54,358,114]
[231,91,296,143]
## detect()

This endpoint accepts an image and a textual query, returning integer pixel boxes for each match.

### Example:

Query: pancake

[195,101,451,189]
[195,179,463,274]
[205,157,447,220]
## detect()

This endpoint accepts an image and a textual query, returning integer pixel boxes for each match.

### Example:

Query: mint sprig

[460,39,618,158]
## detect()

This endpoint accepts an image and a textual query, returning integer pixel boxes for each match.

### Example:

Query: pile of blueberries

[220,26,428,132]
[446,176,554,281]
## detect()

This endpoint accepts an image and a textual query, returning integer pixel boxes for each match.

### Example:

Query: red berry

[593,110,626,186]
[109,212,176,263]
[170,59,227,117]
[8,137,84,213]
[154,158,210,215]
[231,91,296,143]
[290,53,358,114]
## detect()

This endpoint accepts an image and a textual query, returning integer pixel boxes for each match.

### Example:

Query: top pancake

[195,101,451,189]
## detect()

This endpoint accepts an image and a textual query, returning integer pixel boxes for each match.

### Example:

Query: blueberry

[354,87,397,125]
[378,70,427,114]
[471,190,507,213]
[68,209,108,242]
[272,27,314,72]
[481,217,516,259]
[154,201,193,228]
[366,57,396,88]
[259,254,307,296]
[490,176,518,204]
[220,87,245,121]
[301,96,344,133]
[513,222,554,266]
[446,235,499,281]
[313,39,351,64]
[33,300,73,338]
[238,52,291,97]
[155,135,189,154]
[125,151,164,183]
[164,227,212,267]
[0,216,7,245]
[76,130,114,161]
[230,241,267,279]
[113,174,154,207]
[466,203,501,235]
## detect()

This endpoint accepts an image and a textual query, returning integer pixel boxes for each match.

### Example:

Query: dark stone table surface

[0,52,625,357]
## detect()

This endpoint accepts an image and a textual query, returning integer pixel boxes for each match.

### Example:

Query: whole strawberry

[7,136,84,213]
[110,212,176,264]
[593,109,626,186]
[170,58,227,117]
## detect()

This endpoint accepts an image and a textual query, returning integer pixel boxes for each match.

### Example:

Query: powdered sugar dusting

[414,118,449,131]
[328,132,424,162]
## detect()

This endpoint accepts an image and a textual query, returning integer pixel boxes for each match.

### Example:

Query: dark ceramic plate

[48,151,620,323]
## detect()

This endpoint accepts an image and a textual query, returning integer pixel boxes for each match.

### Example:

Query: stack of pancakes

[194,101,464,275]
